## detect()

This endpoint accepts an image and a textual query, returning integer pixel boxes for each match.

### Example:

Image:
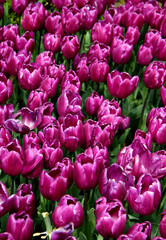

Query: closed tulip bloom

[81,4,97,30]
[89,58,109,83]
[91,21,113,45]
[6,212,33,240]
[11,184,36,217]
[60,70,81,93]
[95,198,127,239]
[137,44,153,66]
[122,8,144,31]
[144,29,162,52]
[52,0,72,10]
[27,89,48,111]
[0,232,14,240]
[59,158,74,188]
[0,104,14,125]
[51,222,74,240]
[0,138,24,176]
[107,70,139,99]
[52,195,84,229]
[95,0,107,17]
[22,2,46,32]
[38,121,60,144]
[143,61,166,89]
[111,35,133,64]
[39,166,68,201]
[45,11,65,37]
[40,75,59,99]
[133,129,152,150]
[43,33,61,53]
[61,35,80,60]
[154,37,166,61]
[74,153,102,190]
[85,91,104,116]
[88,41,111,62]
[146,107,166,145]
[0,73,13,104]
[99,163,134,202]
[127,174,161,215]
[16,31,35,52]
[35,51,55,70]
[61,3,83,34]
[2,24,19,43]
[0,126,12,147]
[127,221,152,239]
[159,209,166,238]
[125,26,140,45]
[0,181,14,217]
[161,85,166,106]
[43,140,63,169]
[117,234,133,240]
[76,57,89,83]
[12,0,28,16]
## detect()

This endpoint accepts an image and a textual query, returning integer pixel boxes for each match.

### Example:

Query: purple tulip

[0,232,14,240]
[124,26,140,45]
[40,75,59,99]
[0,126,12,147]
[127,221,151,239]
[107,70,139,99]
[52,0,72,10]
[81,4,97,30]
[91,20,113,45]
[99,163,134,202]
[0,181,14,217]
[35,51,55,70]
[43,140,63,169]
[76,56,89,83]
[27,89,48,111]
[2,24,19,43]
[0,73,13,104]
[74,152,102,190]
[59,158,74,188]
[61,3,83,34]
[95,0,107,17]
[97,98,121,120]
[60,70,81,93]
[39,166,68,201]
[73,0,92,8]
[38,121,60,144]
[0,104,14,125]
[47,63,66,83]
[127,174,161,215]
[52,195,84,229]
[95,197,127,239]
[16,31,35,52]
[12,0,28,16]
[161,85,166,106]
[159,209,166,238]
[133,129,152,150]
[85,91,104,116]
[137,44,153,66]
[45,11,65,37]
[88,41,111,62]
[43,33,61,53]
[0,139,24,176]
[6,212,33,240]
[11,184,35,217]
[51,222,74,240]
[146,107,166,145]
[61,35,80,60]
[23,131,41,150]
[152,237,165,240]
[117,234,133,240]
[151,150,166,179]
[111,35,133,64]
[22,2,46,32]
[59,114,84,152]
[144,29,162,52]
[89,58,109,83]
[143,61,166,89]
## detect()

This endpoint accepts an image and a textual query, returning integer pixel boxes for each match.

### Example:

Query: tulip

[81,4,97,30]
[85,91,104,116]
[12,0,28,16]
[74,152,102,190]
[35,51,55,69]
[143,61,166,89]
[137,44,153,66]
[0,126,12,147]
[144,29,162,52]
[95,198,127,239]
[91,20,113,45]
[59,158,74,188]
[127,221,152,239]
[133,129,152,150]
[107,70,139,99]
[16,31,35,52]
[39,166,68,201]
[151,150,166,179]
[0,181,14,217]
[11,184,36,217]
[52,195,84,229]
[60,70,81,93]
[2,24,19,43]
[161,85,166,106]
[89,58,110,83]
[99,163,134,202]
[0,104,14,125]
[127,174,161,215]
[51,222,74,240]
[159,209,166,238]
[117,234,133,240]
[27,89,48,111]
[43,33,61,53]
[52,0,72,10]
[124,26,140,45]
[0,139,24,176]
[154,37,166,61]
[47,63,66,83]
[45,11,65,37]
[6,212,33,240]
[38,121,60,144]
[61,35,80,60]
[111,35,133,64]
[76,56,89,83]
[61,3,83,35]
[0,73,13,104]
[22,2,46,32]
[95,0,107,17]
[88,41,111,61]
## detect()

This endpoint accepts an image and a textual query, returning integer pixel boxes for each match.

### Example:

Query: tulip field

[1,0,166,239]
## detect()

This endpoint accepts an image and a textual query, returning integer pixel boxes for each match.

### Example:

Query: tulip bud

[52,195,84,229]
[85,91,104,116]
[60,70,81,93]
[6,212,34,240]
[0,181,14,217]
[43,33,61,53]
[137,44,153,66]
[52,0,72,10]
[35,51,55,70]
[89,58,109,83]
[0,104,14,125]
[0,126,12,147]
[2,24,19,43]
[12,0,28,16]
[38,121,60,144]
[27,89,48,111]
[127,221,152,239]
[45,11,65,37]
[81,4,97,30]
[0,232,14,240]
[76,56,89,83]
[51,222,74,240]
[61,35,80,60]
[0,73,13,104]
[124,26,140,45]
[88,41,111,61]
[16,31,35,52]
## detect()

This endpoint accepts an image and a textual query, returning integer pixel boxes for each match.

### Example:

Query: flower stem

[139,88,151,128]
[42,212,52,239]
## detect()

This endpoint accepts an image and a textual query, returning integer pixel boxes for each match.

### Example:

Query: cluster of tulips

[1,0,166,239]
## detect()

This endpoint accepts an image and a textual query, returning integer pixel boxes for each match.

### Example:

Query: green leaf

[79,232,87,240]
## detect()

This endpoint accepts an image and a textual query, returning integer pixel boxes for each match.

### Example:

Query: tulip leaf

[79,232,87,240]
[119,128,131,145]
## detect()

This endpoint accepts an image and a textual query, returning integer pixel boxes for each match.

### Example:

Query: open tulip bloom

[1,0,166,239]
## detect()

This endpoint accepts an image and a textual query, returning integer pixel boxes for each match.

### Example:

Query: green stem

[139,88,151,128]
[42,212,52,240]
[80,30,85,50]
[38,30,42,54]
[11,176,15,195]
